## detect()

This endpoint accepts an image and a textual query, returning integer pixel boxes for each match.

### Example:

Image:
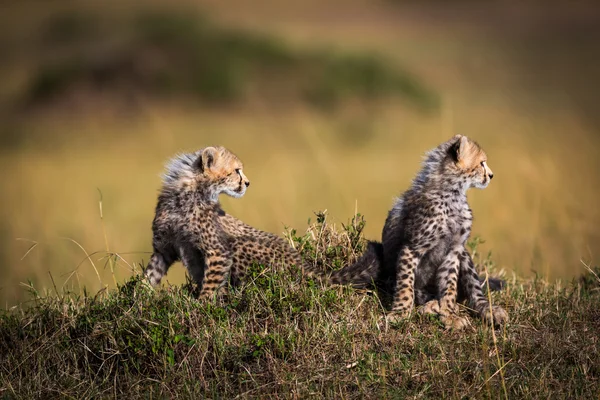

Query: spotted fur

[340,136,508,329]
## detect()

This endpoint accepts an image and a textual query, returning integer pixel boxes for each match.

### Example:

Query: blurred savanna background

[1,0,599,307]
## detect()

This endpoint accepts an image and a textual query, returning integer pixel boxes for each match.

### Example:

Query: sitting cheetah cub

[145,146,358,299]
[343,135,508,329]
[385,135,508,329]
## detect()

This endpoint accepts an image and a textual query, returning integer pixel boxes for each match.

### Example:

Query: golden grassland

[1,0,599,306]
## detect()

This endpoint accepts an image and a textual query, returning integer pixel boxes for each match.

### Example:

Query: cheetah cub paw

[420,300,470,330]
[480,305,509,326]
[419,300,441,316]
[440,314,471,331]
[383,308,413,324]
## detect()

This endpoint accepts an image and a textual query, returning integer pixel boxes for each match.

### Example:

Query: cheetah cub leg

[179,245,210,296]
[459,250,508,326]
[436,249,470,330]
[387,247,422,323]
[198,250,233,301]
[145,251,174,287]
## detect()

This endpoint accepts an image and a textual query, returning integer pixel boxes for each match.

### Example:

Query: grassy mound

[19,8,437,111]
[1,213,598,398]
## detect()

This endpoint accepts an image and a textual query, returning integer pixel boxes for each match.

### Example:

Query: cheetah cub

[344,135,508,329]
[145,146,350,299]
[384,135,508,329]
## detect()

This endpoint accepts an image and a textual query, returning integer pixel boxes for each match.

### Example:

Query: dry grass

[1,216,598,399]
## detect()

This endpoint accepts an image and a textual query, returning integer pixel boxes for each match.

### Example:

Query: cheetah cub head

[448,135,494,189]
[193,146,250,200]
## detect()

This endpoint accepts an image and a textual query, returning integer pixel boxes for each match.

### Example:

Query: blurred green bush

[24,9,437,110]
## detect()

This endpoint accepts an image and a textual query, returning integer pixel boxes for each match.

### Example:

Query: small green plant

[286,210,368,273]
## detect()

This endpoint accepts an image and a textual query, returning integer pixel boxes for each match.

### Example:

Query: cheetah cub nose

[488,173,494,179]
[245,181,250,187]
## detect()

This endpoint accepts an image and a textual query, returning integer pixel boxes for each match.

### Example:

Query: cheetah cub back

[382,135,507,329]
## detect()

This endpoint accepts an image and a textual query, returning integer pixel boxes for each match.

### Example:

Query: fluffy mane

[161,150,202,187]
[411,137,459,190]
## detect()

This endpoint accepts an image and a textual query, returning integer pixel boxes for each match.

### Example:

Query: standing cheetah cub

[145,146,358,299]
[346,135,508,329]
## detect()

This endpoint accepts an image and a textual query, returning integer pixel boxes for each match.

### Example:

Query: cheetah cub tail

[327,241,384,287]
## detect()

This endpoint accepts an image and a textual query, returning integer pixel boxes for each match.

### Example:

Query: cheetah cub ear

[194,147,219,172]
[453,135,471,163]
